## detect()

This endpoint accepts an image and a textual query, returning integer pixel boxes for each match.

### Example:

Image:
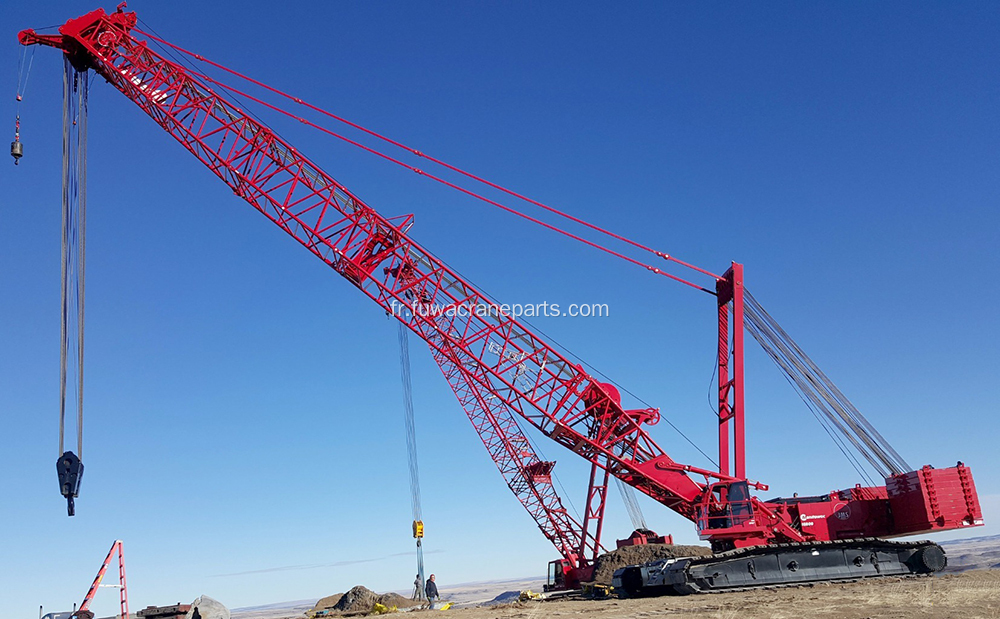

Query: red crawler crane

[19,5,983,594]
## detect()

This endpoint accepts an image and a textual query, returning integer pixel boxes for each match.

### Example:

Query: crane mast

[20,4,983,594]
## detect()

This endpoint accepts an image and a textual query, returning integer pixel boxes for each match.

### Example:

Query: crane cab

[545,559,572,591]
[544,558,594,591]
[698,480,754,528]
[695,480,765,548]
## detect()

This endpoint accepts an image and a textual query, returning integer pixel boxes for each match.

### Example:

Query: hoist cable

[16,45,35,103]
[398,324,423,523]
[59,59,68,454]
[614,477,647,531]
[77,68,88,458]
[16,46,25,99]
[59,58,81,457]
[133,28,721,287]
[397,324,426,599]
[56,57,88,516]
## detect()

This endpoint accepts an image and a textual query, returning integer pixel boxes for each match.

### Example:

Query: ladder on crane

[73,540,129,619]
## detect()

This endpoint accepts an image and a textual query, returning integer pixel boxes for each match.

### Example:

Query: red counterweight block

[887,463,983,535]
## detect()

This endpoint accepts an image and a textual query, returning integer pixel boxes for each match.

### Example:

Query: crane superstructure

[18,5,983,594]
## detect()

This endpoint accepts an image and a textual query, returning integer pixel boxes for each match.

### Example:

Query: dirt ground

[446,570,1000,619]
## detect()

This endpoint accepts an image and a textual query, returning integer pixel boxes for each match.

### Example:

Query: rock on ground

[185,596,230,619]
[591,543,714,585]
[333,587,379,613]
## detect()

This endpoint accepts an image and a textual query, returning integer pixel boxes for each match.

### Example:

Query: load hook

[11,115,23,165]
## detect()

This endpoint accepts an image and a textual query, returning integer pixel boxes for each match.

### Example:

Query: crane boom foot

[613,538,946,596]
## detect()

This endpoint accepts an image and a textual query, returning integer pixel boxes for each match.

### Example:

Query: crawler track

[613,538,946,596]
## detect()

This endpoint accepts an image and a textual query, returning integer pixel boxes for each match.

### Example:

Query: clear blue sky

[2,1,998,617]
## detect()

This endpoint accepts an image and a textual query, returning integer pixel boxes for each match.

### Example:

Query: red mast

[716,262,746,479]
[76,540,128,619]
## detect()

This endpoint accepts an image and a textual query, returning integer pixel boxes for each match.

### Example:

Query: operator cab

[697,480,755,531]
[545,559,570,591]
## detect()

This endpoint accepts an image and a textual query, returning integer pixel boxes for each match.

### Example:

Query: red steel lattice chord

[431,338,603,568]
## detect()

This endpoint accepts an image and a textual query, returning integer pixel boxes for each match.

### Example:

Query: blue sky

[2,1,998,617]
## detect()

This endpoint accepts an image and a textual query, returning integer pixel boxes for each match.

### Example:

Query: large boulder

[333,586,379,613]
[184,596,229,619]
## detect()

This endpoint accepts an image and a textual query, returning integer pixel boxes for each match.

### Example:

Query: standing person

[425,573,440,602]
[412,573,424,600]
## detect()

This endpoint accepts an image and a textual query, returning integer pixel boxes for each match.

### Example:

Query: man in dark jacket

[425,573,440,602]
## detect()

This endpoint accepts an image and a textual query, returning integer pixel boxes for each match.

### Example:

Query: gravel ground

[445,570,1000,619]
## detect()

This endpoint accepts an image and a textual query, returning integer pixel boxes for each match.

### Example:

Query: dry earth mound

[489,591,521,605]
[375,593,421,609]
[591,543,714,585]
[312,594,344,612]
[312,587,421,615]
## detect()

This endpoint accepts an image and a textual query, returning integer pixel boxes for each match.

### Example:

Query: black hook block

[56,451,84,516]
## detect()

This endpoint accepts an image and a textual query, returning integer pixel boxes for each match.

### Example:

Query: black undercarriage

[613,538,946,596]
